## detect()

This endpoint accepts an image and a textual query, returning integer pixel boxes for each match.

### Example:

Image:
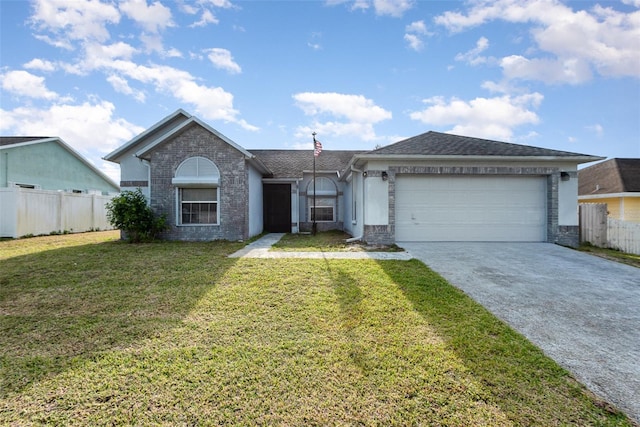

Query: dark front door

[263,183,291,233]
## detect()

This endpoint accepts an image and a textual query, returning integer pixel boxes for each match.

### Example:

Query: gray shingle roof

[369,131,598,157]
[578,158,640,195]
[0,137,50,147]
[249,150,363,179]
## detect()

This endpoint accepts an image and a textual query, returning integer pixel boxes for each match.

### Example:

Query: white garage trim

[395,175,547,242]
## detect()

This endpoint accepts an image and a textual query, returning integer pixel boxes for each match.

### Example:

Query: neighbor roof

[578,158,640,195]
[367,131,602,159]
[0,136,50,147]
[250,150,364,179]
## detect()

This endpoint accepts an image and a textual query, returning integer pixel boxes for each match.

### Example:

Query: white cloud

[30,0,120,44]
[326,0,413,16]
[293,92,392,141]
[119,0,174,33]
[621,0,640,6]
[586,123,604,137]
[455,37,490,66]
[404,34,423,51]
[404,20,431,51]
[406,20,427,34]
[206,48,242,74]
[435,0,640,82]
[500,55,592,84]
[0,70,58,100]
[373,0,414,17]
[409,93,543,141]
[190,9,219,27]
[23,58,57,72]
[0,101,144,155]
[106,74,146,102]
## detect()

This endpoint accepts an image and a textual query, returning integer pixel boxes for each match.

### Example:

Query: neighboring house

[0,136,119,194]
[0,136,120,238]
[105,109,603,246]
[578,158,640,222]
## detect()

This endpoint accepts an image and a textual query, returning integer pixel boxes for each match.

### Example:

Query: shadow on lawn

[0,238,242,397]
[377,259,632,425]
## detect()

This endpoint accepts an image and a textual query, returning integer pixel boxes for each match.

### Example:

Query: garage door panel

[395,175,546,242]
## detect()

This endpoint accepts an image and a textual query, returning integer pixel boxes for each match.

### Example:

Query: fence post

[579,203,608,247]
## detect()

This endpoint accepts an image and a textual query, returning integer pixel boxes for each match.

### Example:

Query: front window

[307,177,338,223]
[311,205,334,222]
[180,188,218,225]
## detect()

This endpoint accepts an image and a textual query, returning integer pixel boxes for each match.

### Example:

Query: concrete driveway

[399,242,640,423]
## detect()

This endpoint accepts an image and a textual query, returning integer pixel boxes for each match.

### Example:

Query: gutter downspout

[296,178,301,233]
[345,165,364,243]
[139,158,151,204]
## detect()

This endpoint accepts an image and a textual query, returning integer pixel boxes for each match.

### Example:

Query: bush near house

[106,189,167,243]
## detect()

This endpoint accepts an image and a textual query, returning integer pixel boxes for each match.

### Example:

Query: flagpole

[312,132,317,236]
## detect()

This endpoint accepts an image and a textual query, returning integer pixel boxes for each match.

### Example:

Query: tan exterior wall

[580,197,640,223]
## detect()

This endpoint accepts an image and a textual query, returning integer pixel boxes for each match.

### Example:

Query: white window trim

[176,187,220,226]
[309,205,335,223]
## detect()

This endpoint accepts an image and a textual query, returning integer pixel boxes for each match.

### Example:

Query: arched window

[307,177,337,222]
[173,157,220,225]
[172,156,220,187]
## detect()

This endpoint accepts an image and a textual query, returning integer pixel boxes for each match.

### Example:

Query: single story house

[0,136,119,194]
[104,109,603,246]
[578,158,640,222]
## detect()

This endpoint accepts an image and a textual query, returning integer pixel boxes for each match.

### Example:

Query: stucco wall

[247,164,264,238]
[1,141,119,194]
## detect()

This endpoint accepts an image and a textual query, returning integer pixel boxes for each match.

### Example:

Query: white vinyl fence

[579,203,640,255]
[0,187,115,238]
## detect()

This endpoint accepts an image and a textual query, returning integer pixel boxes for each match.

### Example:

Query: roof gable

[579,158,640,195]
[135,116,259,160]
[103,109,191,162]
[368,131,601,159]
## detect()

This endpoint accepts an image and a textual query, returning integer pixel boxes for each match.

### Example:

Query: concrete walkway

[228,233,412,260]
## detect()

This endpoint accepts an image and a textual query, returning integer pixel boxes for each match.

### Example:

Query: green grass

[578,243,640,268]
[273,230,403,252]
[0,232,632,425]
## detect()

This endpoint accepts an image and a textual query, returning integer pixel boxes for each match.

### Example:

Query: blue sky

[1,0,639,183]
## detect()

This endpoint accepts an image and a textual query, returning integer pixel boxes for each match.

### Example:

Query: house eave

[351,154,605,164]
[579,192,640,200]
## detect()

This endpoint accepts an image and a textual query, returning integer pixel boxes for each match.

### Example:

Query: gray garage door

[395,175,547,241]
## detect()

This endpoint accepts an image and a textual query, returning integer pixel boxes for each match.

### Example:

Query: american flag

[314,139,322,157]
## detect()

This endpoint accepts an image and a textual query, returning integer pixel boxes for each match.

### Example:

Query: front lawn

[0,232,632,425]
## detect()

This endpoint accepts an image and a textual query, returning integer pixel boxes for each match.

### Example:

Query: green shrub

[106,189,168,243]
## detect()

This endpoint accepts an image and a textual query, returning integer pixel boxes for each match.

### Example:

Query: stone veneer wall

[148,124,249,241]
[362,165,580,247]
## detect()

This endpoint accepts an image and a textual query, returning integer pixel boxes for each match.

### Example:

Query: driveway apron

[399,242,640,423]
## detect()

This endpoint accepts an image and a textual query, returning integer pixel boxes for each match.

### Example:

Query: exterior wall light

[381,171,388,181]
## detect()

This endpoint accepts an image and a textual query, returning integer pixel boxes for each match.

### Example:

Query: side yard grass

[578,243,640,268]
[0,232,633,425]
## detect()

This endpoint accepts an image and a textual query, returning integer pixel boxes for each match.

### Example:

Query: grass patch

[578,243,640,268]
[0,233,633,425]
[273,230,403,252]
